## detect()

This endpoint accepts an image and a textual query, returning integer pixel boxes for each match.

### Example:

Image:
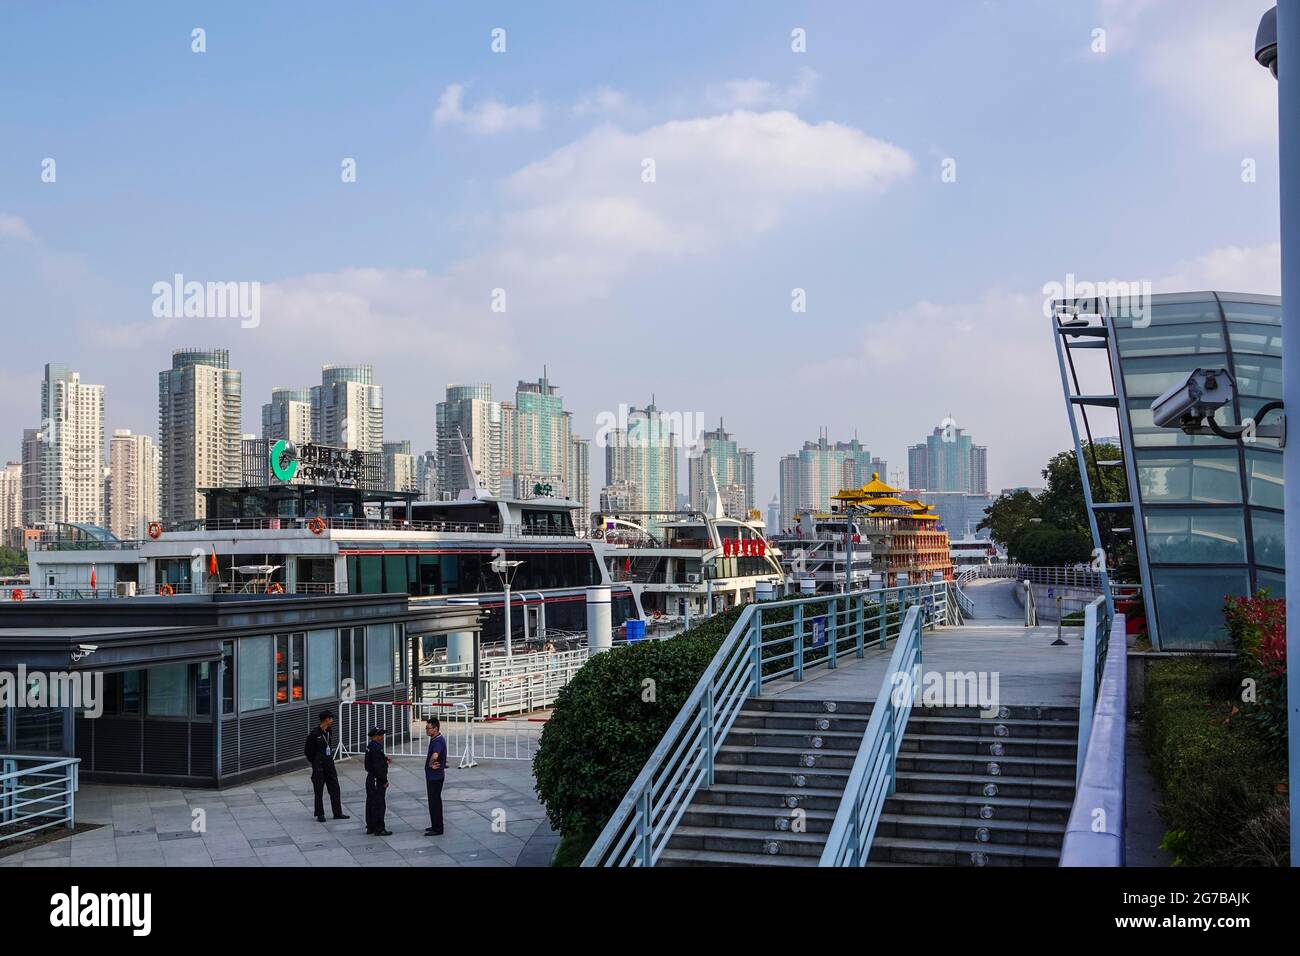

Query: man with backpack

[304,709,350,823]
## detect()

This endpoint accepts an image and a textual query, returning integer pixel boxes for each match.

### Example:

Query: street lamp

[490,555,524,658]
[1253,2,1299,867]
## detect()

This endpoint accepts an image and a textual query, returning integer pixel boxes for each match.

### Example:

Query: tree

[1038,443,1126,533]
[1013,525,1093,566]
[977,490,1042,553]
[0,547,27,578]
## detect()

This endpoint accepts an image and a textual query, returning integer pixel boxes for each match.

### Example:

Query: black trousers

[312,762,343,817]
[365,776,386,832]
[426,778,444,833]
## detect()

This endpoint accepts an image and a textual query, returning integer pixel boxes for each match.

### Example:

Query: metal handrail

[1061,609,1126,866]
[819,604,924,866]
[1075,595,1112,785]
[583,580,950,866]
[1024,580,1038,626]
[0,755,80,843]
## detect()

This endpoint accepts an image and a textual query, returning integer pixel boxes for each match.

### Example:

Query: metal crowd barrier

[337,700,478,769]
[0,755,80,844]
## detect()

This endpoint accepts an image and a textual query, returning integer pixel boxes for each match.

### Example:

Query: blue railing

[582,580,950,867]
[820,604,924,866]
[1060,609,1126,866]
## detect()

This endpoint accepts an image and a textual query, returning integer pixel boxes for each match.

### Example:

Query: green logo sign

[532,482,554,497]
[270,440,299,482]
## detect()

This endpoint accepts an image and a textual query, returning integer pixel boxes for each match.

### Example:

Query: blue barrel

[625,619,647,642]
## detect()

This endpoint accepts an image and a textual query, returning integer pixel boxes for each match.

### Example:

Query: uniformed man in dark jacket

[305,710,350,823]
[364,726,392,836]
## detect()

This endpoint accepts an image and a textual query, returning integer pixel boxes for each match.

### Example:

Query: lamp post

[490,556,523,658]
[1255,3,1299,866]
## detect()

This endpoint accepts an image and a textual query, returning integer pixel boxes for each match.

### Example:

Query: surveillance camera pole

[1261,1,1300,867]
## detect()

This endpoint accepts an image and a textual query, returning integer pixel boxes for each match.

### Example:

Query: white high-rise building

[569,436,591,532]
[688,420,755,518]
[262,387,314,444]
[29,364,105,528]
[106,429,160,540]
[159,348,243,524]
[383,440,418,492]
[435,384,502,497]
[502,372,572,499]
[0,461,22,548]
[313,365,383,453]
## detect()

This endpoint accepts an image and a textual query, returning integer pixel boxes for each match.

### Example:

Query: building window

[366,624,394,687]
[238,636,273,712]
[1250,508,1285,570]
[339,626,365,695]
[274,633,304,705]
[308,629,337,701]
[194,662,213,716]
[1136,450,1242,505]
[146,663,188,717]
[221,642,234,715]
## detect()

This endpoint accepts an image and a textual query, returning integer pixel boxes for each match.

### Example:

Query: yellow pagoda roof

[831,472,900,502]
[861,496,914,509]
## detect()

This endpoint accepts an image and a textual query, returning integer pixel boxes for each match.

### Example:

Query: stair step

[657,847,820,868]
[894,752,1077,776]
[717,744,858,769]
[668,824,828,857]
[868,835,1061,867]
[899,733,1077,757]
[712,766,851,789]
[883,791,1073,823]
[693,783,847,811]
[742,699,874,716]
[682,804,838,834]
[907,715,1079,739]
[894,770,1075,801]
[723,728,865,751]
[876,813,1066,848]
[731,713,871,733]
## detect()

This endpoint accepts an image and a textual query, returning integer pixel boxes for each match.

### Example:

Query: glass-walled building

[1055,291,1282,649]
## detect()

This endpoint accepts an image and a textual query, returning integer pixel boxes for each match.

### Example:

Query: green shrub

[1143,656,1288,866]
[533,608,745,843]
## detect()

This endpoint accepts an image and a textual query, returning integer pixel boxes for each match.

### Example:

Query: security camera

[71,644,99,662]
[1256,7,1278,79]
[1151,367,1235,431]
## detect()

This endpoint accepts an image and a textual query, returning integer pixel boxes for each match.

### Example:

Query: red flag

[209,545,218,576]
[90,565,97,589]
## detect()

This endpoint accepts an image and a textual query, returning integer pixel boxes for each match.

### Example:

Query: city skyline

[0,1,1281,510]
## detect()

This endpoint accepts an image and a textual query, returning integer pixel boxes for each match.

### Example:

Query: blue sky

[0,0,1282,504]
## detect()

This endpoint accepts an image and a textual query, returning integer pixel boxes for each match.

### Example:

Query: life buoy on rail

[652,610,663,620]
[308,517,326,535]
[266,582,285,595]
[158,583,175,597]
[9,589,24,601]
[147,521,163,539]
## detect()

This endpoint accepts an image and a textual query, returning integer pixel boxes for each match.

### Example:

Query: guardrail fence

[0,756,80,844]
[819,604,924,866]
[583,580,949,867]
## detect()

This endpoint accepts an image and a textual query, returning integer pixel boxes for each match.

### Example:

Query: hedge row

[1143,656,1288,866]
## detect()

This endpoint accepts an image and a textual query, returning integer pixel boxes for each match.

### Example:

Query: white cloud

[1099,0,1277,145]
[573,86,628,115]
[0,213,33,242]
[1155,242,1281,295]
[433,83,544,135]
[494,109,913,298]
[705,67,819,112]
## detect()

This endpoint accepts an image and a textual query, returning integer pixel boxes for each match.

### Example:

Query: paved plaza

[1,754,558,868]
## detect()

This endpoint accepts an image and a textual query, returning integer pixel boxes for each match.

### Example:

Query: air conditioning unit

[115,581,137,597]
[686,573,701,584]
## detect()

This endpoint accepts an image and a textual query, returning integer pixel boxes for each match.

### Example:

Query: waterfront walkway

[962,577,1027,621]
[1,756,558,868]
[764,622,1083,707]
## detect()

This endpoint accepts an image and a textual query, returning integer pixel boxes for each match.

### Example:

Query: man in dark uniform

[424,716,447,835]
[363,726,392,836]
[305,710,350,823]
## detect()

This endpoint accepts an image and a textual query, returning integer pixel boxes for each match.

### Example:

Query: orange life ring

[266,582,285,595]
[147,521,163,539]
[308,517,326,535]
[652,610,663,620]
[158,583,175,597]
[9,589,24,601]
